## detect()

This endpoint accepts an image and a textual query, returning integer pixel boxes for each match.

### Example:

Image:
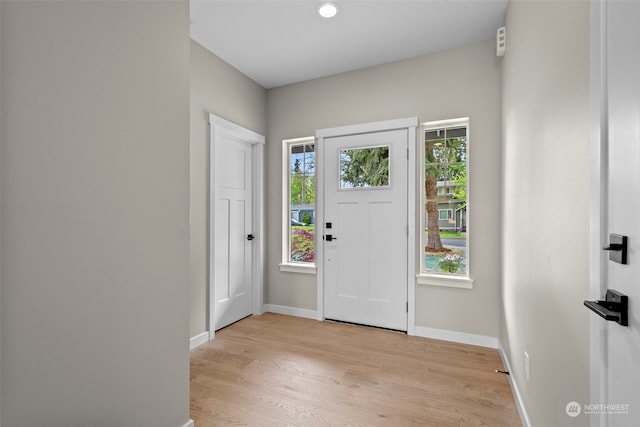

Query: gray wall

[501,1,590,425]
[266,41,503,337]
[1,2,191,425]
[189,40,267,338]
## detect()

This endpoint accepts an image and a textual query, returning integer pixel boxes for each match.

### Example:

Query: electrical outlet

[524,351,530,381]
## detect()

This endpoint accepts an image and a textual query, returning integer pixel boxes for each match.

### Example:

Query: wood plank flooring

[190,313,521,426]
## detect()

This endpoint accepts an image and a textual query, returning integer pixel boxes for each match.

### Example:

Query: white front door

[211,120,255,331]
[323,129,408,331]
[591,1,640,425]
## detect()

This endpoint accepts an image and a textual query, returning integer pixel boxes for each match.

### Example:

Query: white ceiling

[190,0,508,89]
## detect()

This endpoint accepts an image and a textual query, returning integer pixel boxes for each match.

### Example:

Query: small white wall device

[496,26,506,57]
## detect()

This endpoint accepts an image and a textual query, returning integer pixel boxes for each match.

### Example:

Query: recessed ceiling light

[318,2,338,18]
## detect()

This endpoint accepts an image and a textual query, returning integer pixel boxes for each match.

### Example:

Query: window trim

[279,262,317,274]
[281,136,317,272]
[418,117,472,288]
[417,273,473,289]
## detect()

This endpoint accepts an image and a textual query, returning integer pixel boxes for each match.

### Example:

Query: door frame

[208,113,265,338]
[315,117,418,335]
[589,2,608,426]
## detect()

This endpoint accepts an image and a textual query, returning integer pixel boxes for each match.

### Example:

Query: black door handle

[247,234,255,241]
[584,289,628,326]
[324,234,337,242]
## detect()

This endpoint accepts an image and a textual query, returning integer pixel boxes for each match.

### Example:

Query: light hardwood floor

[190,313,521,426]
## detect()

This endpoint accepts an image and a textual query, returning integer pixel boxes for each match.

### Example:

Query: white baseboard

[189,331,210,350]
[413,326,499,349]
[498,345,532,427]
[180,419,195,427]
[263,304,318,320]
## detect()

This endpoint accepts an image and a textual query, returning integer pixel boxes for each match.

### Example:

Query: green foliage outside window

[424,121,468,276]
[288,142,315,264]
[340,146,390,188]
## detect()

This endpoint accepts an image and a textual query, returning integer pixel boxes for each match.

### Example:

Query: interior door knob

[584,289,628,326]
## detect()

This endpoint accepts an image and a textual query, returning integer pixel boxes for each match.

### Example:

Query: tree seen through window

[424,122,468,275]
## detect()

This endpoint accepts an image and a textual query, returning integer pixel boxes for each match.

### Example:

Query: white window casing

[418,117,472,288]
[280,136,317,273]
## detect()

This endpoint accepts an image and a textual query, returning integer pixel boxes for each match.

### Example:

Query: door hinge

[406,302,409,312]
[407,148,410,160]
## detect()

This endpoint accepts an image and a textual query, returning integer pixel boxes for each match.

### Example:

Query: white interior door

[323,129,408,331]
[603,0,640,424]
[591,1,640,425]
[212,124,254,331]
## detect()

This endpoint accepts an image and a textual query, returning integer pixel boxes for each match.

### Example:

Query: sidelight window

[422,118,469,281]
[281,137,316,271]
